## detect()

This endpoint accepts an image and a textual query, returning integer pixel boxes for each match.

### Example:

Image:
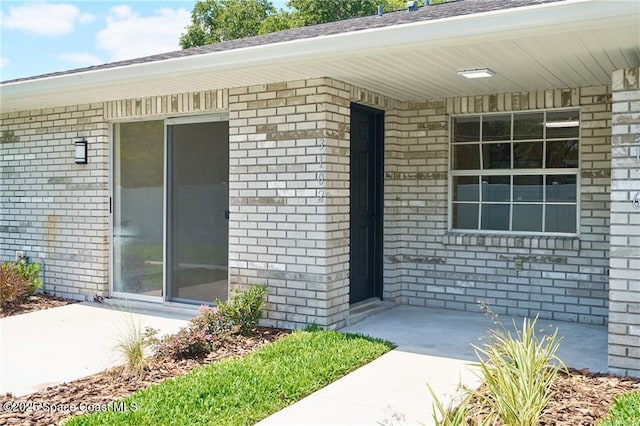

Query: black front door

[349,104,383,304]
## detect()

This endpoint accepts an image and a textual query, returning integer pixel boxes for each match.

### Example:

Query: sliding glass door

[112,116,229,304]
[112,120,165,298]
[167,120,229,303]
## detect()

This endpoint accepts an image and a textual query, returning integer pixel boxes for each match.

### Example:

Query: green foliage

[154,326,216,359]
[215,284,267,334]
[67,330,393,426]
[427,383,470,426]
[115,318,149,377]
[180,0,458,48]
[151,285,267,359]
[597,392,640,426]
[180,0,276,48]
[4,259,43,296]
[0,262,30,309]
[286,0,408,26]
[471,316,564,426]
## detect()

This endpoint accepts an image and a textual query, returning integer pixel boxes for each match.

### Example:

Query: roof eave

[1,0,637,112]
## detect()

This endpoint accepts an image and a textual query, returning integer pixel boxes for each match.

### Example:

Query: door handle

[225,210,230,220]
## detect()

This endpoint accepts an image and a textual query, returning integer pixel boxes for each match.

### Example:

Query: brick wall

[609,67,640,377]
[381,86,611,325]
[227,79,357,328]
[0,104,109,300]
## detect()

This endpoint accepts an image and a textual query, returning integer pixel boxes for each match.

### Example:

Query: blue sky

[0,0,288,82]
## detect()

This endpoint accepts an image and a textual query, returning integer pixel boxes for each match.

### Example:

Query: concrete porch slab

[259,304,607,425]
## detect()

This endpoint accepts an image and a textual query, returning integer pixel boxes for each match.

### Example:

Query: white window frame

[448,108,581,237]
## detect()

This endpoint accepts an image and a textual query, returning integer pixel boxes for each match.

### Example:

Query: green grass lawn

[67,330,393,426]
[598,391,640,426]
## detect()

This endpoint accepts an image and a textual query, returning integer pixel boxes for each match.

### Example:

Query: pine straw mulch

[466,368,640,425]
[0,327,290,426]
[0,294,76,318]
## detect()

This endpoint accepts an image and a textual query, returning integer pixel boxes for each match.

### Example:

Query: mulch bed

[0,327,290,426]
[466,368,640,425]
[0,294,76,318]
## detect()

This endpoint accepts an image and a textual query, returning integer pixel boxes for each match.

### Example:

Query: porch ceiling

[1,0,638,112]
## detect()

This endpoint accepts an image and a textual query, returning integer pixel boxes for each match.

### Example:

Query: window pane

[453,176,479,201]
[546,174,577,201]
[513,205,543,232]
[481,204,510,231]
[514,141,543,168]
[546,110,579,139]
[546,140,579,168]
[482,143,511,169]
[453,203,478,229]
[482,175,510,202]
[453,144,480,170]
[482,114,511,141]
[513,112,543,140]
[513,175,543,201]
[453,116,480,142]
[545,205,576,233]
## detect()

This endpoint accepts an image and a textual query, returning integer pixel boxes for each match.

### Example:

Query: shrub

[189,305,234,337]
[13,259,43,295]
[154,326,216,360]
[598,391,640,426]
[471,316,564,426]
[151,285,268,360]
[215,284,267,335]
[0,262,30,308]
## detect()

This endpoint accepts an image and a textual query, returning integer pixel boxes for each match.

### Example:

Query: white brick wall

[381,87,611,325]
[609,67,640,377]
[0,103,109,300]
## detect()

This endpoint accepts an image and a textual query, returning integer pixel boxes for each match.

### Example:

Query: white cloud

[96,6,191,62]
[58,52,102,66]
[1,57,9,68]
[0,3,95,36]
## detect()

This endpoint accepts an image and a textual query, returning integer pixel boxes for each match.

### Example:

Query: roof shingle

[2,0,565,84]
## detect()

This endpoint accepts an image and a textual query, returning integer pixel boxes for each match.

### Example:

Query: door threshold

[347,298,396,326]
[97,297,198,321]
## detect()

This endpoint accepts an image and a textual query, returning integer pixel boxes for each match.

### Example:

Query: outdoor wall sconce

[74,139,88,164]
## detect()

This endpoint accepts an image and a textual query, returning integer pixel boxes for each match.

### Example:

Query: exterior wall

[0,90,228,302]
[226,78,405,329]
[609,67,640,377]
[227,79,350,328]
[0,79,614,331]
[383,86,611,325]
[0,104,110,300]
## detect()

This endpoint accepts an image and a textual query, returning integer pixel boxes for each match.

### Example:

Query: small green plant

[0,262,30,309]
[189,305,234,337]
[427,383,470,426]
[153,326,216,360]
[471,315,564,426]
[215,284,267,334]
[597,391,640,426]
[151,285,268,360]
[13,259,43,295]
[115,317,149,377]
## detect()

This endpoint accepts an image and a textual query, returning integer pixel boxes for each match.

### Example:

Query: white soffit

[1,0,639,112]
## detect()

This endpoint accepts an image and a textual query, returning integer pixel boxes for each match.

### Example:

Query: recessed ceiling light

[457,68,495,79]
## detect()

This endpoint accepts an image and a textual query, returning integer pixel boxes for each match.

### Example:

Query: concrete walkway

[258,305,607,425]
[0,302,190,396]
[1,302,607,425]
